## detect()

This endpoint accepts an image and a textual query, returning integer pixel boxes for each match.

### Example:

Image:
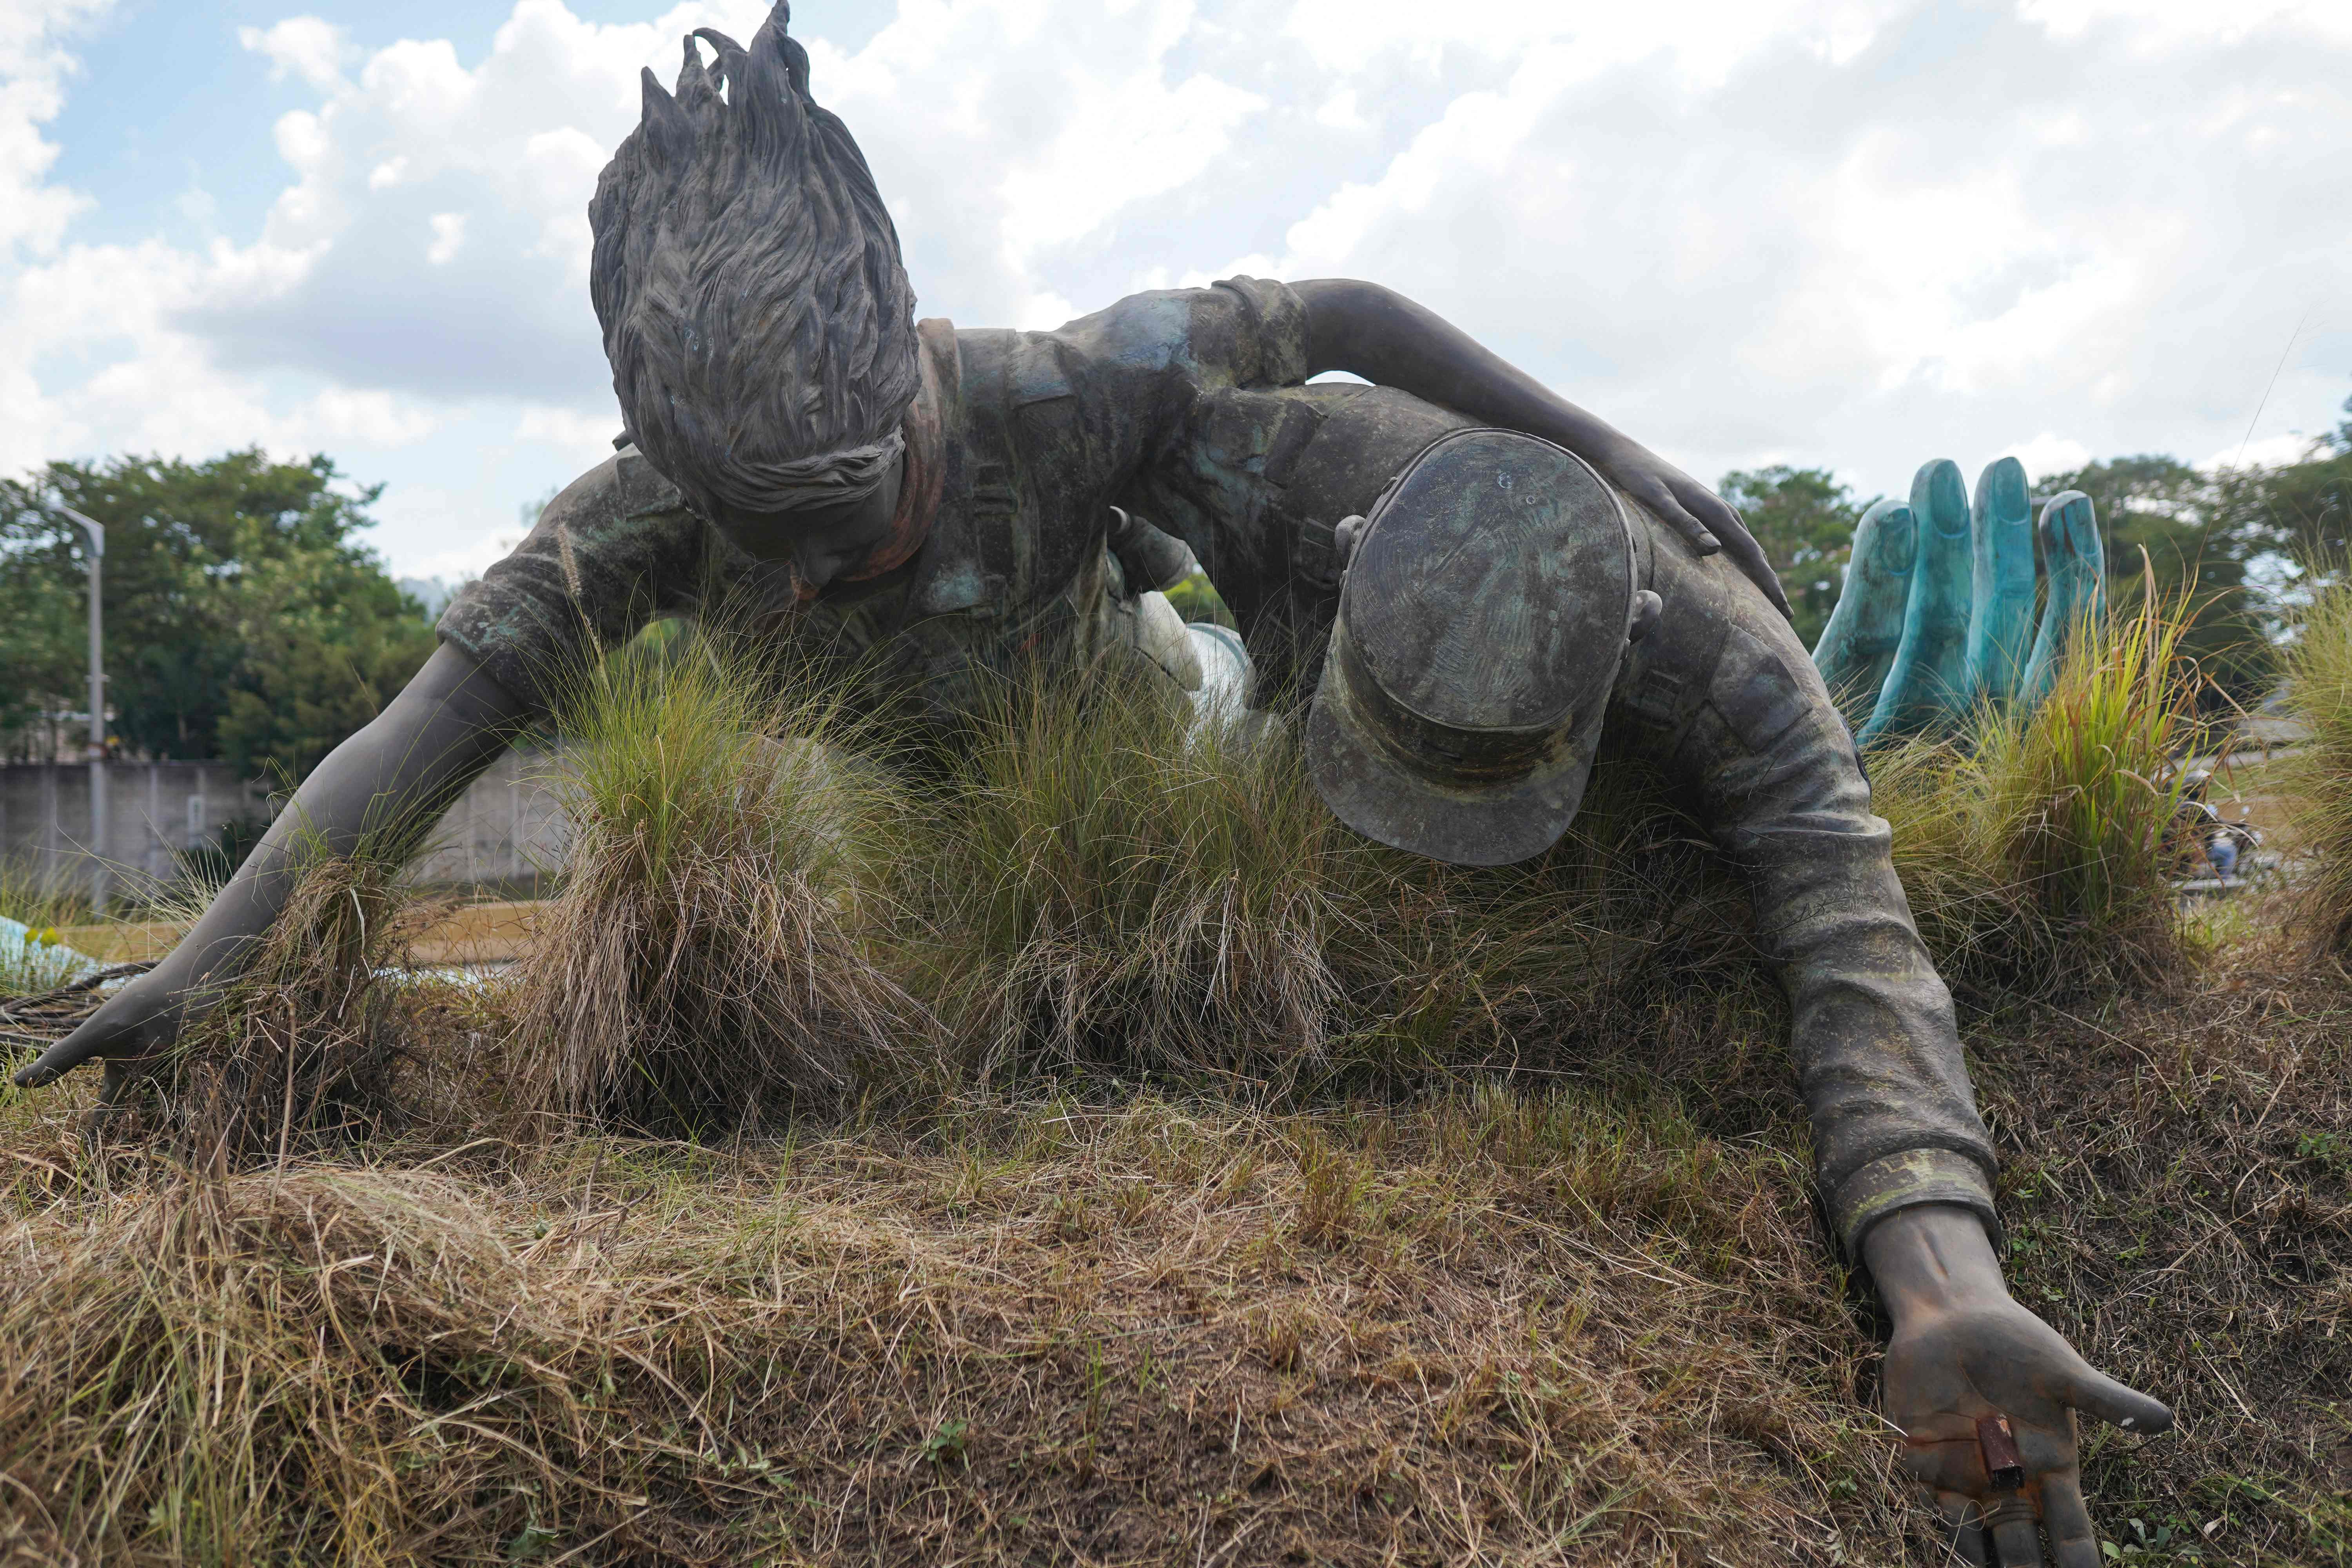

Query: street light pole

[55,506,107,911]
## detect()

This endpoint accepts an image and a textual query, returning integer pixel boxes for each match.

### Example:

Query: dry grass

[1956,909,2352,1567]
[0,1083,1909,1566]
[84,842,449,1170]
[5,938,2347,1566]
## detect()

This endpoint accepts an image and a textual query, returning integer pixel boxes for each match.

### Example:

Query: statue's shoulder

[529,447,694,547]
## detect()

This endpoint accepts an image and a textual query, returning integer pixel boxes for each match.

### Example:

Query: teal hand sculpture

[1812,497,1916,724]
[1811,460,2105,744]
[1963,457,2036,708]
[2016,489,2105,710]
[1858,460,1974,745]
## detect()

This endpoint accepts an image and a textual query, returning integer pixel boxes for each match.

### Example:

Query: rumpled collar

[837,318,954,586]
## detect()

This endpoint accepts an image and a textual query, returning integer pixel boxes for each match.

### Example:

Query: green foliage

[0,450,436,777]
[213,546,442,781]
[914,662,1778,1100]
[1717,466,1867,649]
[929,667,1378,1091]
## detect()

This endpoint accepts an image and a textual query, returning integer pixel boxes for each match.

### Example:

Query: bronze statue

[13,7,2166,1560]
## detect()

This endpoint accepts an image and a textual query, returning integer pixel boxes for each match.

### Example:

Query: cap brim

[1304,648,1607,868]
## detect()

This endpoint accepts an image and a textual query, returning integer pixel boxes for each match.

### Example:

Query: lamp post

[54,506,107,911]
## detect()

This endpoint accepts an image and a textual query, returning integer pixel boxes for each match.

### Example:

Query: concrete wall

[405,747,571,889]
[0,760,270,896]
[0,747,572,898]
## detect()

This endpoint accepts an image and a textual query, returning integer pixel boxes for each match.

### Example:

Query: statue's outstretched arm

[9,643,527,1098]
[1634,533,2170,1564]
[1289,277,1791,619]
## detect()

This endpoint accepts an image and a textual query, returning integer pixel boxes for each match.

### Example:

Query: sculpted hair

[589,2,920,521]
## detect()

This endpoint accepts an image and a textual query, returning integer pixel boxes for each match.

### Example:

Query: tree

[2035,454,2274,704]
[2038,446,2352,707]
[1717,466,1868,650]
[0,451,436,778]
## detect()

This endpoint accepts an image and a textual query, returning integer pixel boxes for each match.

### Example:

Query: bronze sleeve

[1617,518,2001,1257]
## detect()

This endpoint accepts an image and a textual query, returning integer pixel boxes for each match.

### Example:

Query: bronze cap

[1305,427,1637,867]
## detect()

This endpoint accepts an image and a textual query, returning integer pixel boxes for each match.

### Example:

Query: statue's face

[709,458,908,599]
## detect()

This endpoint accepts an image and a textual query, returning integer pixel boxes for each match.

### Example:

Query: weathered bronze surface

[1303,427,1635,869]
[15,9,2169,1549]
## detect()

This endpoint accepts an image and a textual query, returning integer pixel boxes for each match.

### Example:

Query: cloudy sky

[3,0,2348,581]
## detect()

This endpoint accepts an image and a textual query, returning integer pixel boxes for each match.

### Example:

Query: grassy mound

[5,947,2348,1565]
[0,1090,1907,1566]
[5,591,2333,1564]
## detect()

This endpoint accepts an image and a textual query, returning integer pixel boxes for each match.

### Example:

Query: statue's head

[590,2,919,558]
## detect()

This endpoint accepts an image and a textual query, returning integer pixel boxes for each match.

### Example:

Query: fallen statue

[11,7,2167,1561]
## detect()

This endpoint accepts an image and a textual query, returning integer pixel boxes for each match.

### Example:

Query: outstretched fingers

[13,1029,107,1089]
[11,1001,158,1089]
[2065,1365,2174,1436]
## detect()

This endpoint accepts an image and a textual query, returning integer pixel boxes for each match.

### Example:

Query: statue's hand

[10,970,186,1099]
[1593,439,1793,621]
[1868,1205,2172,1567]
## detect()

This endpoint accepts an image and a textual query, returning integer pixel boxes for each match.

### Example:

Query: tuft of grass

[919,664,1775,1104]
[509,629,938,1136]
[928,668,1374,1095]
[122,836,429,1169]
[1871,580,2209,997]
[2284,577,2352,958]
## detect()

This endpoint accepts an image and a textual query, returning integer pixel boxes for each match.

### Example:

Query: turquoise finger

[1811,497,1916,725]
[1860,459,1973,744]
[1964,457,2036,709]
[2017,490,2106,710]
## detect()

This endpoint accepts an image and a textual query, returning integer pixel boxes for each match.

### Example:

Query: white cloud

[1228,0,2352,499]
[2020,0,2352,48]
[0,0,111,258]
[425,212,467,265]
[1281,0,1901,82]
[2202,433,2318,473]
[238,17,352,91]
[377,483,528,581]
[515,402,618,460]
[2009,434,2094,483]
